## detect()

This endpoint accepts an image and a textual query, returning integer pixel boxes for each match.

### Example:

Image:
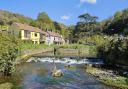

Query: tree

[68,25,76,43]
[37,12,51,23]
[0,10,33,25]
[36,12,55,31]
[54,21,69,38]
[29,20,38,27]
[0,33,20,76]
[103,8,128,35]
[54,22,61,33]
[74,13,98,42]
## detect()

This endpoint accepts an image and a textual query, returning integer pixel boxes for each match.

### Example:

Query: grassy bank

[55,44,97,57]
[85,67,128,89]
[20,43,54,51]
[20,43,95,50]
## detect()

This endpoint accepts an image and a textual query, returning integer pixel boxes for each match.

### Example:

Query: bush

[97,36,128,66]
[78,35,106,46]
[0,33,20,76]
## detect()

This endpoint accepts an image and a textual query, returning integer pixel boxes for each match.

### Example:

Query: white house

[45,31,64,45]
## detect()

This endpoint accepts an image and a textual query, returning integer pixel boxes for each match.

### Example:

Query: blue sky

[0,0,128,25]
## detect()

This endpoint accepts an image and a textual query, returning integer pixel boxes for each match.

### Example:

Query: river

[0,56,113,89]
[2,56,112,89]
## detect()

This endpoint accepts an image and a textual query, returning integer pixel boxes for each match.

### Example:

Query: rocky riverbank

[85,67,128,89]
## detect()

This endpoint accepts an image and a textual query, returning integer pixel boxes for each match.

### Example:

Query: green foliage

[58,44,83,49]
[36,12,55,31]
[71,9,128,66]
[37,12,51,23]
[0,10,33,25]
[79,35,108,47]
[57,44,97,57]
[53,22,69,38]
[68,25,76,43]
[0,33,20,76]
[97,37,128,66]
[103,8,128,35]
[72,8,128,43]
[73,13,101,42]
[0,10,69,39]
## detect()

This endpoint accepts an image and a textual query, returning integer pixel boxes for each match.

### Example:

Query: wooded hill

[0,8,128,42]
[0,10,69,38]
[70,8,128,43]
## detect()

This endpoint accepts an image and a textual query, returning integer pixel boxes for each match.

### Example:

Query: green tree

[36,12,55,31]
[0,10,33,25]
[68,25,76,43]
[103,8,128,35]
[0,33,20,76]
[97,37,128,66]
[74,13,98,42]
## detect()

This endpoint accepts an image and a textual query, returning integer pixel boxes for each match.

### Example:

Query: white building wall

[45,36,54,45]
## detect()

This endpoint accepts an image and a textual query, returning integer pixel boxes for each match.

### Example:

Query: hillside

[0,10,69,38]
[102,8,128,35]
[0,10,33,25]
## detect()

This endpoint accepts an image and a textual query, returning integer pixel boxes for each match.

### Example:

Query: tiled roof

[47,31,61,37]
[12,23,62,37]
[13,22,46,35]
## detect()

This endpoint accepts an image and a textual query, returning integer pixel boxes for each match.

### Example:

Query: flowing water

[0,57,112,89]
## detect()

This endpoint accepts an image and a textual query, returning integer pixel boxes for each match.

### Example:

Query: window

[35,33,37,37]
[24,30,30,38]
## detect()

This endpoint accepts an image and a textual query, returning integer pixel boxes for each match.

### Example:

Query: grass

[58,44,86,49]
[57,44,95,49]
[20,42,97,50]
[20,43,54,51]
[57,44,97,57]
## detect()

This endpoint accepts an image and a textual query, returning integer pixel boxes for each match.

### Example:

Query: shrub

[78,35,108,47]
[0,33,20,76]
[97,36,128,66]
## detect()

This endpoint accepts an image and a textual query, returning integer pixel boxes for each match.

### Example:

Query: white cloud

[80,0,97,4]
[61,15,70,20]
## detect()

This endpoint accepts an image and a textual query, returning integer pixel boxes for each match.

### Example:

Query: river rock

[52,69,63,77]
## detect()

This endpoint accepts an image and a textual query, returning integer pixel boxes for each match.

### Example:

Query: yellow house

[10,22,46,44]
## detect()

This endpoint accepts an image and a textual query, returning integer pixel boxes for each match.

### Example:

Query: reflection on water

[1,57,112,89]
